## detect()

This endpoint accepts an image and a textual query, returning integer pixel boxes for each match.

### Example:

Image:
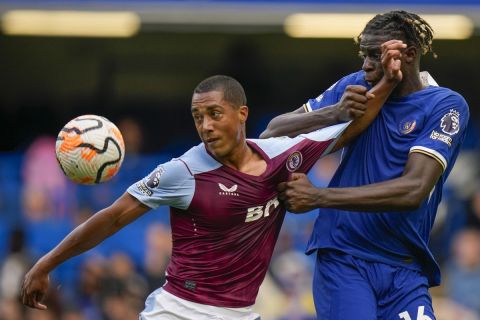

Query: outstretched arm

[21,192,150,309]
[278,152,443,213]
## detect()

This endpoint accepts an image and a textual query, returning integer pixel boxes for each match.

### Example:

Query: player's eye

[192,114,202,122]
[370,52,382,61]
[212,111,222,118]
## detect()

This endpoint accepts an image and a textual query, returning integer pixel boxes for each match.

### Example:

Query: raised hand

[380,39,406,83]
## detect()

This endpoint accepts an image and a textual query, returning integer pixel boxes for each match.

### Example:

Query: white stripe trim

[410,146,447,170]
[304,102,312,112]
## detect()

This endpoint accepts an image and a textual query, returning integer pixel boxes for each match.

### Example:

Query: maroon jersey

[128,123,348,307]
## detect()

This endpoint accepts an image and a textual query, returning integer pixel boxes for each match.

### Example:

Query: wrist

[35,256,55,274]
[329,104,347,123]
[314,188,328,208]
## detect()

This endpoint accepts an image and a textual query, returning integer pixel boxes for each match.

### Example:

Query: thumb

[290,172,305,181]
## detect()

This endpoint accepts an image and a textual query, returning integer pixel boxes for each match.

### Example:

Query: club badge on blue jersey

[286,151,303,172]
[440,109,460,136]
[399,119,417,135]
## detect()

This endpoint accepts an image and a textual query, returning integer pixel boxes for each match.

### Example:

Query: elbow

[401,198,422,211]
[259,129,271,139]
[402,180,431,211]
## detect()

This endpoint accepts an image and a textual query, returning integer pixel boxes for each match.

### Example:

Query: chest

[188,169,286,228]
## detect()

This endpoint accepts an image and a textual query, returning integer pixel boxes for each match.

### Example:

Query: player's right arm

[259,89,366,139]
[261,41,405,140]
[21,193,150,310]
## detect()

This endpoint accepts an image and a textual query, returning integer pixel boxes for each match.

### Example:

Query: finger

[349,109,366,119]
[348,102,368,111]
[290,173,305,181]
[366,92,375,100]
[277,182,287,192]
[33,292,47,310]
[381,50,402,63]
[381,40,406,50]
[345,85,368,94]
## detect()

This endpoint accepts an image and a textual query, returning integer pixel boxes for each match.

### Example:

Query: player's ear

[238,105,248,124]
[404,46,418,63]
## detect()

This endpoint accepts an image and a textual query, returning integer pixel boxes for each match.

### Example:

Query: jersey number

[245,197,279,222]
[399,306,432,320]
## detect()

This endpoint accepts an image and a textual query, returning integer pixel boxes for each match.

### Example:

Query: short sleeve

[304,80,340,112]
[127,159,194,210]
[303,72,368,112]
[410,93,469,171]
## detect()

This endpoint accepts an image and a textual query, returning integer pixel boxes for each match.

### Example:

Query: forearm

[332,78,396,151]
[260,105,341,138]
[35,208,121,272]
[316,177,427,212]
[34,194,147,273]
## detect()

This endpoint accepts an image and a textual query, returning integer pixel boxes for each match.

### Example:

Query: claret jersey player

[127,122,348,319]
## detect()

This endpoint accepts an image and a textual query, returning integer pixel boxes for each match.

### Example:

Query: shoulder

[321,71,367,92]
[248,137,293,159]
[336,71,368,88]
[425,86,469,116]
[177,143,222,175]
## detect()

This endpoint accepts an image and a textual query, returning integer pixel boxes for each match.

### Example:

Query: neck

[219,139,267,176]
[390,68,425,98]
[221,140,253,170]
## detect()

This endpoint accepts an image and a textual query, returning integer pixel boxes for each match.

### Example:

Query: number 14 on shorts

[399,306,433,320]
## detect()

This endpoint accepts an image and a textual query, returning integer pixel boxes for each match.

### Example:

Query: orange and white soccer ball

[55,115,125,184]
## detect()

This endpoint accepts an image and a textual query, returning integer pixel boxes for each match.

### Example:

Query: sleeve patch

[440,109,460,136]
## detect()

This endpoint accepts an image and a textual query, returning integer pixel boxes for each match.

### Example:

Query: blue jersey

[305,71,469,286]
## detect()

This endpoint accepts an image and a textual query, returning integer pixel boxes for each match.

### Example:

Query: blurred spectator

[75,256,107,320]
[445,229,480,317]
[21,136,72,221]
[117,117,144,155]
[271,251,316,320]
[0,228,31,300]
[466,189,480,228]
[143,223,171,293]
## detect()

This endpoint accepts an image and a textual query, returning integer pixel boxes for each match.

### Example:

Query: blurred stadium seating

[1,1,480,319]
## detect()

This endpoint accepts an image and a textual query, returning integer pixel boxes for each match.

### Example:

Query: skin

[21,89,265,310]
[191,90,266,175]
[277,34,443,213]
[20,44,411,309]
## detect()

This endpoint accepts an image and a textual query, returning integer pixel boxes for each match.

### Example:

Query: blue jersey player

[263,11,469,320]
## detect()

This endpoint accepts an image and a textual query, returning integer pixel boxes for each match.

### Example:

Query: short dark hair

[194,75,247,108]
[358,10,436,57]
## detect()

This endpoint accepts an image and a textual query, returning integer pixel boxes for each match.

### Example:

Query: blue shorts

[313,250,436,320]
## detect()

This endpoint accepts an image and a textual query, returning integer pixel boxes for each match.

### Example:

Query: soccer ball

[55,115,125,184]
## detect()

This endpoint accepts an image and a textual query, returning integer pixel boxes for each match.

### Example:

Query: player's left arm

[278,153,442,212]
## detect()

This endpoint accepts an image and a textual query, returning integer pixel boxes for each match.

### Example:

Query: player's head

[191,75,249,159]
[357,11,435,86]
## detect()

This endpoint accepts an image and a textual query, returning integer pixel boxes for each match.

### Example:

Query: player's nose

[362,57,376,72]
[201,117,214,131]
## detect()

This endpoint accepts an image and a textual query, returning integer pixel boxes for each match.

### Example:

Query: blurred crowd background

[1,0,480,319]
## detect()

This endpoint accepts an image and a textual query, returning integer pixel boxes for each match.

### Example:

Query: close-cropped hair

[194,75,247,108]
